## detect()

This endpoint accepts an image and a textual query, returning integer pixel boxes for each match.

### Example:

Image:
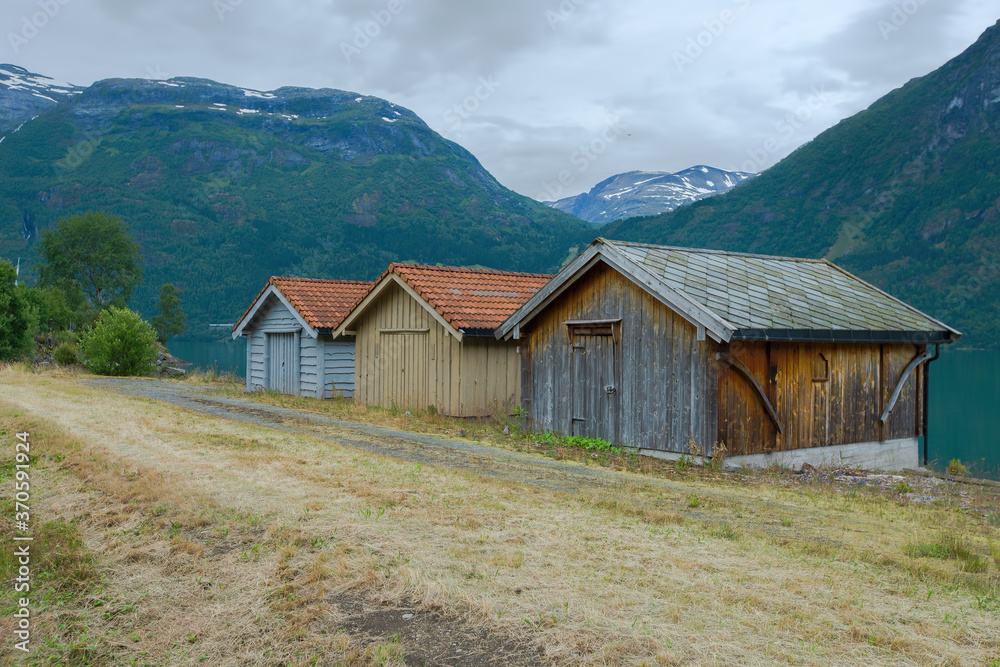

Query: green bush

[534,432,622,454]
[78,307,158,376]
[52,342,79,366]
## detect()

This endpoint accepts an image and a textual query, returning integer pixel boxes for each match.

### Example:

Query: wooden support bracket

[881,349,935,425]
[717,352,784,435]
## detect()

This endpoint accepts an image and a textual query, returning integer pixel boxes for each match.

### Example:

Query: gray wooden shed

[232,277,373,398]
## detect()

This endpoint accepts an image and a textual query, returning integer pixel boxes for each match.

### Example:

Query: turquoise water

[168,339,247,378]
[167,341,998,478]
[928,349,1000,480]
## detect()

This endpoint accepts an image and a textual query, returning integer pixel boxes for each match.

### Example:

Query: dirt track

[86,378,655,496]
[84,378,855,543]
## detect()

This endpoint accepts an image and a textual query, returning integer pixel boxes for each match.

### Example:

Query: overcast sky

[3,0,997,199]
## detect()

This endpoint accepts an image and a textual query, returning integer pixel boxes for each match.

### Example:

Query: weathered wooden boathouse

[496,238,960,470]
[233,277,373,398]
[333,264,551,417]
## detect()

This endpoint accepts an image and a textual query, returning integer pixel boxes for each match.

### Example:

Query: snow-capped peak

[546,166,756,225]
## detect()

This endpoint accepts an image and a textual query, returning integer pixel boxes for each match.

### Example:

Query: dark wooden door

[571,333,619,443]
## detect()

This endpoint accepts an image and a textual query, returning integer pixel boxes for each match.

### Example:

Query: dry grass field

[1,364,999,666]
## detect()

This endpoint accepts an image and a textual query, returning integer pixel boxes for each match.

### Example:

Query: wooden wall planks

[522,262,718,454]
[720,342,924,455]
[353,282,521,417]
[520,261,927,457]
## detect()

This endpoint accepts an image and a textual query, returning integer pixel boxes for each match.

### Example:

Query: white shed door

[268,333,297,394]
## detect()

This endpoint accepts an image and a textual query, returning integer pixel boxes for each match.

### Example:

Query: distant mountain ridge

[605,20,1000,349]
[0,64,83,131]
[0,70,594,337]
[547,166,755,224]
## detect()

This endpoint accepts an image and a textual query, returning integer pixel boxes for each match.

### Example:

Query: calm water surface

[928,348,1000,479]
[168,339,246,379]
[168,342,998,478]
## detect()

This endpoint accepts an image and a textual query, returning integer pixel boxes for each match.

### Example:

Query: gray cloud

[2,0,996,197]
[811,1,974,88]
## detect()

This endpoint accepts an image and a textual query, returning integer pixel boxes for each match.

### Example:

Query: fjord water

[928,349,1000,480]
[168,339,247,379]
[169,341,998,478]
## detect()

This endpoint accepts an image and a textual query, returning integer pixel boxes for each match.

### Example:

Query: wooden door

[268,333,297,394]
[571,332,619,443]
[383,332,429,409]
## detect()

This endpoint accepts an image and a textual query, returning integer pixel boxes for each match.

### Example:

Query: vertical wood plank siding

[354,283,520,417]
[523,262,719,454]
[719,342,924,455]
[522,261,928,456]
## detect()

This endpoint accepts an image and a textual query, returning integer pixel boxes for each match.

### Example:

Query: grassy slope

[605,24,1000,349]
[0,98,595,336]
[1,367,998,665]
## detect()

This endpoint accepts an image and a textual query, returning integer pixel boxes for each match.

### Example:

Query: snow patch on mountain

[0,64,84,132]
[0,65,82,96]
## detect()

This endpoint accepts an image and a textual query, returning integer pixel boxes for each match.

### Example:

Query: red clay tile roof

[236,277,374,332]
[374,264,554,332]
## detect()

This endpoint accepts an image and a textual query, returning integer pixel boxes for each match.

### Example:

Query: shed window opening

[572,325,614,337]
[812,353,830,383]
[566,320,620,338]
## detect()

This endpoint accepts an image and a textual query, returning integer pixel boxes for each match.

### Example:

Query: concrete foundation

[634,449,711,466]
[722,438,920,472]
[633,438,920,472]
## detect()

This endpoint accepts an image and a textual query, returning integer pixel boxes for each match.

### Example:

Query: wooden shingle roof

[607,240,953,334]
[497,239,960,344]
[234,277,373,337]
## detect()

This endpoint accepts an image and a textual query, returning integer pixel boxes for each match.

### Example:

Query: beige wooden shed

[333,264,551,417]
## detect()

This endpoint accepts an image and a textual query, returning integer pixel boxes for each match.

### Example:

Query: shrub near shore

[78,307,159,376]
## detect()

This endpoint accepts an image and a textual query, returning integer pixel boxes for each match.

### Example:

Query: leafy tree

[17,284,82,333]
[39,211,143,308]
[78,307,158,376]
[0,260,32,360]
[151,283,186,344]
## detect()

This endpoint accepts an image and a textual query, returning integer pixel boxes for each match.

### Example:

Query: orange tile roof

[374,264,554,333]
[236,277,374,332]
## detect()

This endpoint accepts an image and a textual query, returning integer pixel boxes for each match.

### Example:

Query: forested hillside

[606,21,1000,348]
[0,75,594,336]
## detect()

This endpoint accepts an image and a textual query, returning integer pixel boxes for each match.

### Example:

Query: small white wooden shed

[232,277,373,398]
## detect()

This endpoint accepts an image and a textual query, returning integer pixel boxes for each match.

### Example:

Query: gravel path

[85,378,674,497]
[84,378,848,540]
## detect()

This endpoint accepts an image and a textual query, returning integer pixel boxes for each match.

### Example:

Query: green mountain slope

[606,21,1000,348]
[0,76,594,336]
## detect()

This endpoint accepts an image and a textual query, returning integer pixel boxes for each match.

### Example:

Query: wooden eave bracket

[717,352,784,435]
[880,349,935,424]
